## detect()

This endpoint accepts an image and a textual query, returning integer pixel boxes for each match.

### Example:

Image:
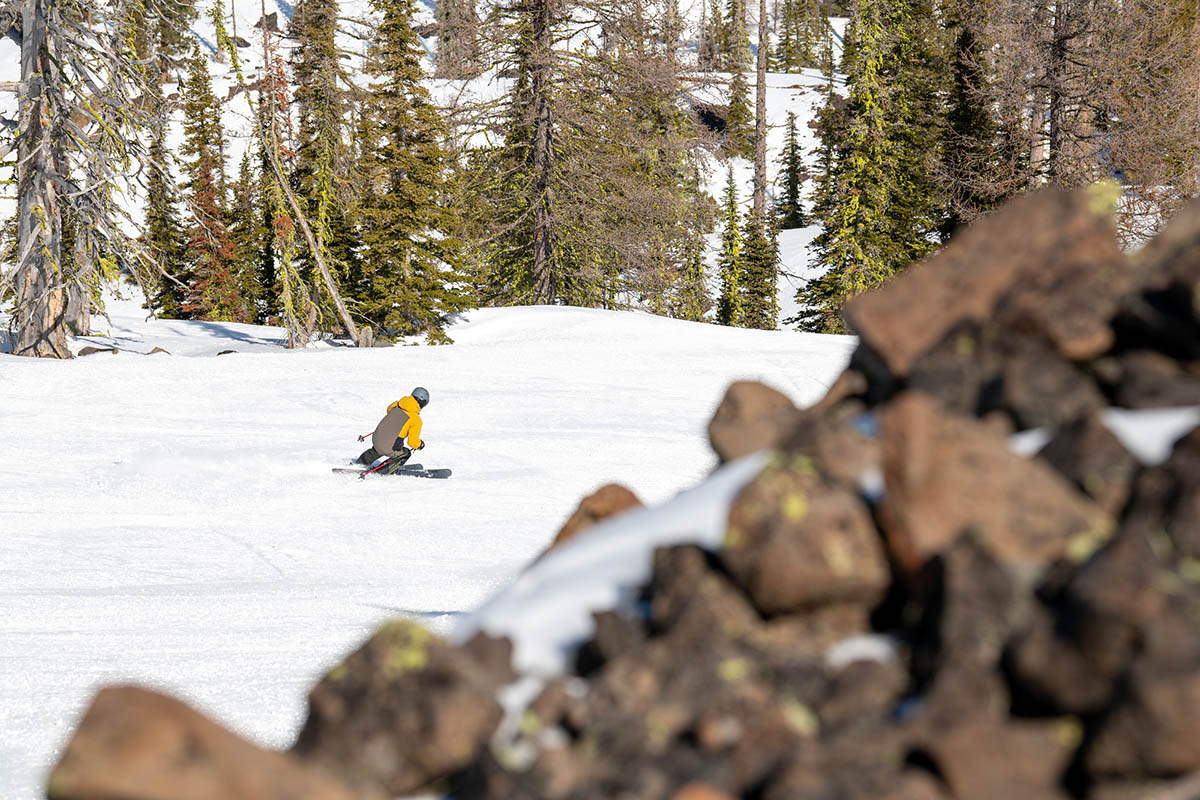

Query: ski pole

[357,432,373,441]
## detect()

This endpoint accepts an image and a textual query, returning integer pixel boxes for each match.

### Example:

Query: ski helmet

[412,386,430,408]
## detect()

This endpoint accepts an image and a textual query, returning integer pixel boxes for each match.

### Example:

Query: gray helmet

[412,386,430,408]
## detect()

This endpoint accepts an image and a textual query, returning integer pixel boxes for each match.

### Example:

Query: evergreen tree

[144,95,189,317]
[726,68,754,158]
[720,0,751,72]
[740,208,779,329]
[178,42,239,319]
[435,0,482,78]
[227,151,265,321]
[716,167,744,326]
[938,0,1006,237]
[776,110,806,228]
[773,0,824,71]
[698,0,722,70]
[879,0,944,264]
[796,0,891,332]
[471,0,712,310]
[357,0,469,340]
[672,231,712,321]
[289,0,358,327]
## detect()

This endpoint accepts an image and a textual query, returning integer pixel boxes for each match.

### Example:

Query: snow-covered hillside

[0,298,855,800]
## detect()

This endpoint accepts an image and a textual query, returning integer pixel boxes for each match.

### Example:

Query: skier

[356,387,429,474]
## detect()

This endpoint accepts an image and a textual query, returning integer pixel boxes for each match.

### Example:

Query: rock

[919,714,1077,800]
[47,686,359,800]
[147,347,170,355]
[777,401,880,490]
[576,610,648,675]
[1037,414,1139,517]
[1117,197,1200,360]
[1008,602,1121,715]
[291,620,504,797]
[1000,336,1107,430]
[1087,661,1200,778]
[1106,350,1200,409]
[648,545,760,650]
[670,783,736,800]
[904,321,1006,419]
[707,380,801,462]
[723,455,889,615]
[547,483,642,552]
[459,631,518,686]
[217,349,238,356]
[876,392,1113,576]
[77,346,117,356]
[846,187,1129,379]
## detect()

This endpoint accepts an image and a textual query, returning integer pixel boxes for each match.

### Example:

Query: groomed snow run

[0,294,855,800]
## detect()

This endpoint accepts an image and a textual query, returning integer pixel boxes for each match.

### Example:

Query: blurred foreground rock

[49,187,1200,799]
[46,686,360,800]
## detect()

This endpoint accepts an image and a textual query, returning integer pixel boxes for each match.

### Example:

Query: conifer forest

[1,0,1198,355]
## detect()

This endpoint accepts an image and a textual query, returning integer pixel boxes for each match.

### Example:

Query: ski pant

[356,441,412,474]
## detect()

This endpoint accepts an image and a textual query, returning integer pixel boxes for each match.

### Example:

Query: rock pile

[48,186,1200,800]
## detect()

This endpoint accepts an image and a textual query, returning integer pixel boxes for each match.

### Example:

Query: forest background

[1,0,1198,355]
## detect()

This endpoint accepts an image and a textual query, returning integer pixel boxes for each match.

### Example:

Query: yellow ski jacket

[385,395,424,449]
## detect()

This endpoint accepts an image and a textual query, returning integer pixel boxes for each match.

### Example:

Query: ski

[331,465,451,479]
[334,462,422,473]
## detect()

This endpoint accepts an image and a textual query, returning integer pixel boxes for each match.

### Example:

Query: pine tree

[699,0,723,70]
[435,0,481,78]
[178,42,238,319]
[796,0,891,332]
[472,0,712,310]
[721,0,751,72]
[773,0,823,71]
[740,208,779,329]
[227,151,265,321]
[289,0,358,328]
[938,0,1005,237]
[357,0,469,340]
[726,68,754,158]
[879,0,944,264]
[144,94,189,317]
[716,167,744,326]
[672,231,712,321]
[776,110,806,228]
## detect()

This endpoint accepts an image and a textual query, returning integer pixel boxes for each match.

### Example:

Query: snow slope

[0,297,856,800]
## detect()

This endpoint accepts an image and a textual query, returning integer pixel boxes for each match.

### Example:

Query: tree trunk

[753,0,769,219]
[530,0,557,303]
[15,0,71,358]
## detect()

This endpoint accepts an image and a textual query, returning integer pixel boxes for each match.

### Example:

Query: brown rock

[707,380,801,462]
[147,346,170,355]
[920,714,1077,800]
[576,610,648,674]
[1008,603,1120,715]
[846,187,1129,378]
[1087,661,1200,778]
[1001,336,1107,430]
[723,455,889,615]
[670,782,736,800]
[77,346,117,356]
[877,392,1113,576]
[1037,413,1139,517]
[47,686,359,800]
[1109,351,1200,409]
[777,400,880,489]
[217,349,238,355]
[648,545,760,649]
[291,619,503,797]
[548,484,643,551]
